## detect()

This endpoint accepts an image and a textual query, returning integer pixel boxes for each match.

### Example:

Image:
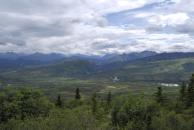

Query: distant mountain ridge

[0,52,65,72]
[132,52,194,62]
[0,51,157,66]
[18,53,65,62]
[1,51,194,82]
[0,52,65,61]
[0,52,26,60]
[0,51,158,77]
[1,51,194,65]
[97,51,157,64]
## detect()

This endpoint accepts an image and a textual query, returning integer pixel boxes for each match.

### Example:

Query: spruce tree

[75,88,81,100]
[107,91,112,106]
[186,74,194,107]
[111,106,118,126]
[179,82,187,102]
[56,94,62,107]
[155,87,164,104]
[91,93,97,114]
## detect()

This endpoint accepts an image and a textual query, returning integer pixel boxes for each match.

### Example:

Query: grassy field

[0,76,180,100]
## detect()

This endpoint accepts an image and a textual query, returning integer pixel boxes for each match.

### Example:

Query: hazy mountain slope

[18,53,65,62]
[2,60,96,80]
[0,51,156,72]
[0,59,46,72]
[0,53,65,72]
[98,51,157,64]
[2,58,194,84]
[96,57,194,83]
[130,52,194,62]
[1,52,194,85]
[0,52,26,60]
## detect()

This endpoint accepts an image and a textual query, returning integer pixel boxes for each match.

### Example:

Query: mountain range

[0,52,65,72]
[0,51,156,71]
[1,51,194,85]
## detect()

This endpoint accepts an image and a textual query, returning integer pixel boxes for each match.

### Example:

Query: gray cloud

[176,20,194,34]
[0,42,6,45]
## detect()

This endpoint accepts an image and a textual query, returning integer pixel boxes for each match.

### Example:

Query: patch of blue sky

[106,0,175,26]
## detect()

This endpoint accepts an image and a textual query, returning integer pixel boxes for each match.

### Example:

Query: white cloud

[134,13,155,18]
[0,0,194,55]
[172,0,194,12]
[148,13,189,27]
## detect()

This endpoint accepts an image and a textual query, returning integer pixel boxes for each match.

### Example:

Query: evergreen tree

[56,94,62,107]
[155,87,164,104]
[186,74,194,107]
[91,93,97,114]
[107,91,112,106]
[111,106,119,126]
[75,88,81,100]
[179,82,187,102]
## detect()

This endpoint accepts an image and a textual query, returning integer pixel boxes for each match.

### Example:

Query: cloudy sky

[0,0,194,55]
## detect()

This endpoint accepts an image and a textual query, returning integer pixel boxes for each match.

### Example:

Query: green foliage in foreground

[1,74,194,129]
[0,87,53,123]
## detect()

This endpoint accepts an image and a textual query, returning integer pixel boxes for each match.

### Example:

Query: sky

[0,0,194,55]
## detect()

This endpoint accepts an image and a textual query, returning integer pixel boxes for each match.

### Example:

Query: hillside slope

[96,57,194,83]
[1,58,194,85]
